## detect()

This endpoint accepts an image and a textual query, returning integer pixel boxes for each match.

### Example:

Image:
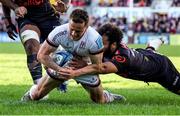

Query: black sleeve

[110,55,129,74]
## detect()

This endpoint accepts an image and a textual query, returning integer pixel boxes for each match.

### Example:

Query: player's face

[102,35,110,51]
[69,20,87,41]
[102,35,117,53]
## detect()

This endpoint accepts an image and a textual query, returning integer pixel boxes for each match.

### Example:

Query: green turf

[0,43,180,115]
[1,42,180,56]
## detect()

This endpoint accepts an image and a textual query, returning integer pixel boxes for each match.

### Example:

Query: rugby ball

[52,50,73,67]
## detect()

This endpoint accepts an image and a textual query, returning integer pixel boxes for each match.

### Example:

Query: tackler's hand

[68,58,88,69]
[53,0,68,13]
[6,23,18,40]
[14,6,27,18]
[58,67,77,79]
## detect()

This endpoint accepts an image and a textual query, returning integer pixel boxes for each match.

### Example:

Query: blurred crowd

[0,0,180,33]
[91,13,180,34]
[97,0,152,7]
[70,0,180,7]
[172,0,180,7]
[71,0,91,6]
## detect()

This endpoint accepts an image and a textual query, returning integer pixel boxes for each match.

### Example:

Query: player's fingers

[19,7,27,15]
[66,67,75,70]
[15,7,27,17]
[8,33,15,40]
[12,31,17,38]
[69,61,78,66]
[11,32,17,38]
[16,13,24,18]
[58,70,71,76]
[18,10,25,17]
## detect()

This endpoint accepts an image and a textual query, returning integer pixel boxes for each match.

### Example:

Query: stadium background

[0,0,180,115]
[0,0,179,45]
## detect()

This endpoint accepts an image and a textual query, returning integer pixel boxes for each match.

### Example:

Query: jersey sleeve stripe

[89,48,104,55]
[46,39,58,48]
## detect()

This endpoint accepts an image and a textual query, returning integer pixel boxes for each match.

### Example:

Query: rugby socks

[147,38,164,51]
[27,54,42,84]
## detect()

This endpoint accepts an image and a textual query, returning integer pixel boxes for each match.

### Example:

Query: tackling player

[60,23,180,96]
[1,0,69,85]
[21,9,125,103]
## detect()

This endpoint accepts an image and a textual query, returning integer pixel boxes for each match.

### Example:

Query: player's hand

[14,6,27,18]
[68,58,88,69]
[52,0,68,13]
[58,67,77,79]
[6,23,18,40]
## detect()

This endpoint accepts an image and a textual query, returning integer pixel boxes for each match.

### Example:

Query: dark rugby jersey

[109,44,164,81]
[14,0,56,21]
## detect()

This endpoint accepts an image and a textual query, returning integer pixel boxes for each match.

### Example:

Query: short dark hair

[98,23,123,45]
[70,9,89,25]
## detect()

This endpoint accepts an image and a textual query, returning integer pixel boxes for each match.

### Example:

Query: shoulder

[87,26,100,38]
[49,23,69,39]
[85,27,104,54]
[47,23,69,47]
[86,26,102,44]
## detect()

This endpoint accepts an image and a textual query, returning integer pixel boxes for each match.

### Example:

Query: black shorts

[17,7,60,43]
[156,56,180,95]
[136,49,180,94]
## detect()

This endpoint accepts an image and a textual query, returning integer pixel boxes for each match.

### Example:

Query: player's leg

[146,38,164,51]
[38,15,67,92]
[81,83,126,103]
[157,56,180,95]
[75,75,126,103]
[19,24,42,84]
[21,74,64,101]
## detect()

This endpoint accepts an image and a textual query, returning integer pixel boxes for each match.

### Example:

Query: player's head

[98,23,123,58]
[69,9,89,41]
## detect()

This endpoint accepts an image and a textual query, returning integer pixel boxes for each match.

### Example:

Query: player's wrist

[74,70,81,77]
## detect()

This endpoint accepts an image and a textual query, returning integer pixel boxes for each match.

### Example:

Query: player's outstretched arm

[37,41,62,72]
[59,61,118,79]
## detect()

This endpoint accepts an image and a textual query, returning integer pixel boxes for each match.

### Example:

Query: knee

[25,42,39,54]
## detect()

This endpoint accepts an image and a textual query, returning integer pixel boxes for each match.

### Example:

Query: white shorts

[74,74,100,87]
[46,69,100,87]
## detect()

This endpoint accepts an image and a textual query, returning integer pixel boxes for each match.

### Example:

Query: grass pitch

[0,43,180,115]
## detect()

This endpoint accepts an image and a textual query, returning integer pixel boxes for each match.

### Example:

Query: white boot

[103,90,126,103]
[21,85,49,101]
[147,38,164,51]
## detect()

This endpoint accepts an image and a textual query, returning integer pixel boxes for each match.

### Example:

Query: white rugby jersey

[47,23,104,57]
